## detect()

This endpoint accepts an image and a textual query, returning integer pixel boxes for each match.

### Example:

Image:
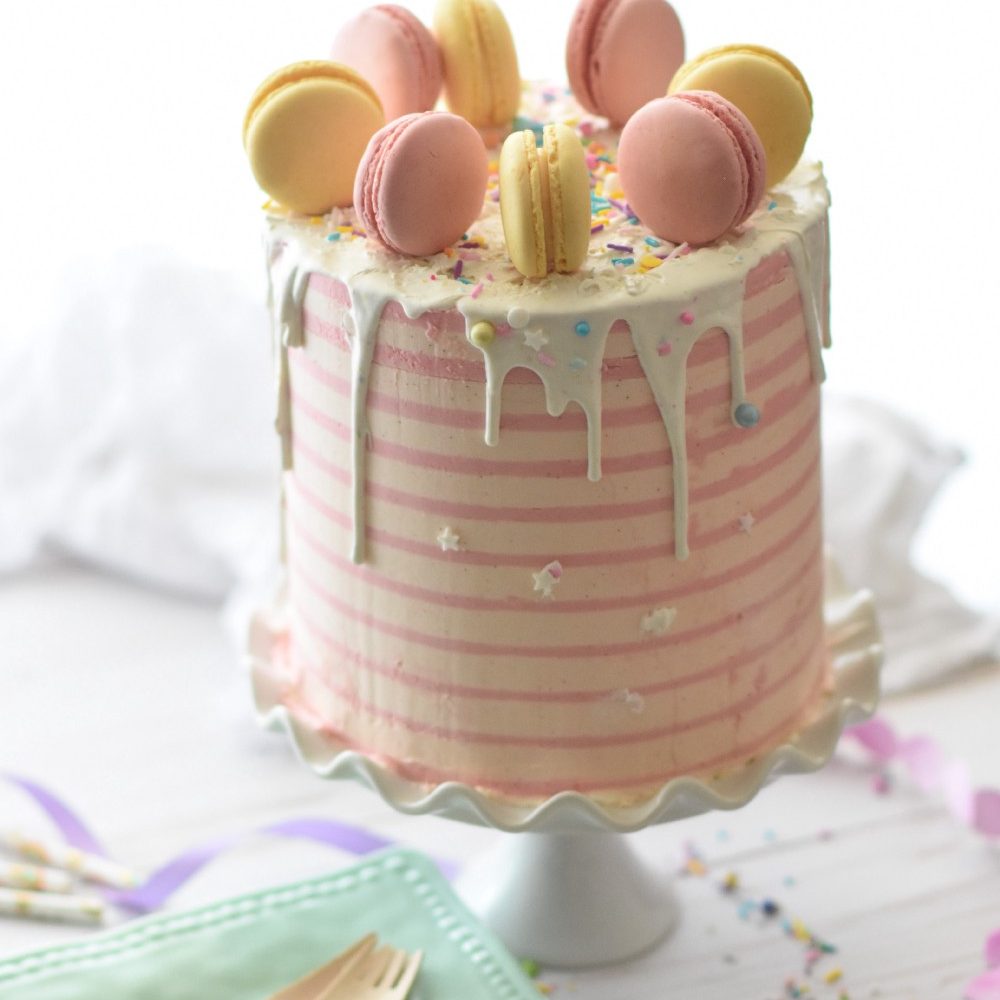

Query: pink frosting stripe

[291,542,821,702]
[303,667,828,796]
[289,462,819,586]
[301,290,805,385]
[291,372,815,485]
[291,389,816,525]
[289,506,820,660]
[288,451,818,613]
[293,616,822,750]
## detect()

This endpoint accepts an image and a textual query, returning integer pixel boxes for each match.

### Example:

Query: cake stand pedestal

[456,830,677,968]
[249,556,882,969]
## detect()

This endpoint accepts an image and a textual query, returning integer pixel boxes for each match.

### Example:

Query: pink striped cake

[259,96,832,804]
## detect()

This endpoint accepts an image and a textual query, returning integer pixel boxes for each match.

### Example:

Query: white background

[2,0,998,603]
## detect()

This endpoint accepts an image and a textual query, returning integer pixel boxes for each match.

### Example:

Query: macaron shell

[331,5,443,121]
[618,94,759,245]
[544,123,590,273]
[245,64,384,214]
[354,112,489,257]
[434,0,520,136]
[669,44,812,187]
[499,129,547,277]
[567,0,684,126]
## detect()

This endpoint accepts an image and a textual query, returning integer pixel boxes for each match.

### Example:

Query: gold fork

[266,934,377,1000]
[316,944,424,1000]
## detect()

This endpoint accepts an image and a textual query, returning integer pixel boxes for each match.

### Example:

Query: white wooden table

[2,561,998,999]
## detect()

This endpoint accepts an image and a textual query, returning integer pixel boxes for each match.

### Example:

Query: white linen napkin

[1,248,996,692]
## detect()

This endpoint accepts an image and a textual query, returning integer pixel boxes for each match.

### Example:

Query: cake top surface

[265,85,828,324]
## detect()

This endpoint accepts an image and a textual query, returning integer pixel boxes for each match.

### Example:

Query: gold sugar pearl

[470,321,496,347]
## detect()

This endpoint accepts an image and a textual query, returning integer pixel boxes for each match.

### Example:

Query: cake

[249,6,832,804]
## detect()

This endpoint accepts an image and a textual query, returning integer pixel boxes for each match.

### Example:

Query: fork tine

[377,947,407,988]
[391,950,423,997]
[358,945,396,986]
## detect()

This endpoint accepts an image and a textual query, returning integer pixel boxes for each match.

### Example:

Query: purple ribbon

[3,773,458,916]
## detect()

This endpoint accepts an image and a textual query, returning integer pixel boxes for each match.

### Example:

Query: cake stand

[248,555,882,969]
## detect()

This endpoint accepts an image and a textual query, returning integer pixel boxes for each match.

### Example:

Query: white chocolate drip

[344,279,391,564]
[265,160,831,567]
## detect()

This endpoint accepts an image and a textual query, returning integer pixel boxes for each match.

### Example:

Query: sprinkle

[520,958,541,978]
[523,327,548,350]
[469,320,496,347]
[590,223,605,234]
[657,339,672,357]
[607,242,633,252]
[738,512,756,534]
[508,306,530,329]
[679,310,694,325]
[721,872,740,893]
[429,274,437,281]
[611,257,634,267]
[639,255,663,270]
[456,276,474,285]
[336,225,353,233]
[532,561,563,599]
[568,357,587,371]
[685,858,707,877]
[735,402,761,428]
[485,272,495,282]
[761,899,781,917]
[537,351,557,368]
[737,900,756,921]
[644,236,661,247]
[452,259,464,279]
[325,232,341,242]
[436,526,462,552]
[665,241,690,261]
[574,321,591,336]
[769,200,779,211]
[641,607,677,636]
[824,968,843,985]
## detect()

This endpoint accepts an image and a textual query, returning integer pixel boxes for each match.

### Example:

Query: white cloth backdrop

[1,249,996,694]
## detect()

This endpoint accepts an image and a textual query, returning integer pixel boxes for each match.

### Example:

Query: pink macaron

[618,91,766,246]
[331,4,443,122]
[565,0,684,127]
[354,111,488,257]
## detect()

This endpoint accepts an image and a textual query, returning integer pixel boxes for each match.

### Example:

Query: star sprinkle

[436,526,462,552]
[641,607,677,636]
[611,688,646,714]
[738,513,756,534]
[532,560,563,599]
[523,327,548,351]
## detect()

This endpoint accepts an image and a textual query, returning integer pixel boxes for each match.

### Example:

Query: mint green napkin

[0,849,539,1000]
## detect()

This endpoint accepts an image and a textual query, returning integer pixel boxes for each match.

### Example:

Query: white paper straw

[0,860,75,894]
[0,887,105,925]
[1,831,139,890]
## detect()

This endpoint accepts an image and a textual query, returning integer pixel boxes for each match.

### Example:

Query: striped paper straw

[1,831,139,890]
[0,860,75,894]
[0,887,105,925]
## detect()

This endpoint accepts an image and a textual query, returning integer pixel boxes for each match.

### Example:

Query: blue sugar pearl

[575,321,591,337]
[734,402,760,428]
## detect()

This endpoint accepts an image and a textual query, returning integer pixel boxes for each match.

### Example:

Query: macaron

[566,0,684,127]
[331,5,443,122]
[433,0,521,146]
[669,44,812,187]
[353,111,489,257]
[243,61,384,214]
[499,123,591,278]
[617,91,765,246]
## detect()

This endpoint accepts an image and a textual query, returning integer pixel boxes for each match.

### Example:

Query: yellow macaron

[500,123,590,279]
[434,0,521,145]
[668,44,812,188]
[243,60,384,214]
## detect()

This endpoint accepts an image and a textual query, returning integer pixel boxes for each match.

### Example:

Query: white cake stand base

[457,831,677,968]
[249,555,882,969]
